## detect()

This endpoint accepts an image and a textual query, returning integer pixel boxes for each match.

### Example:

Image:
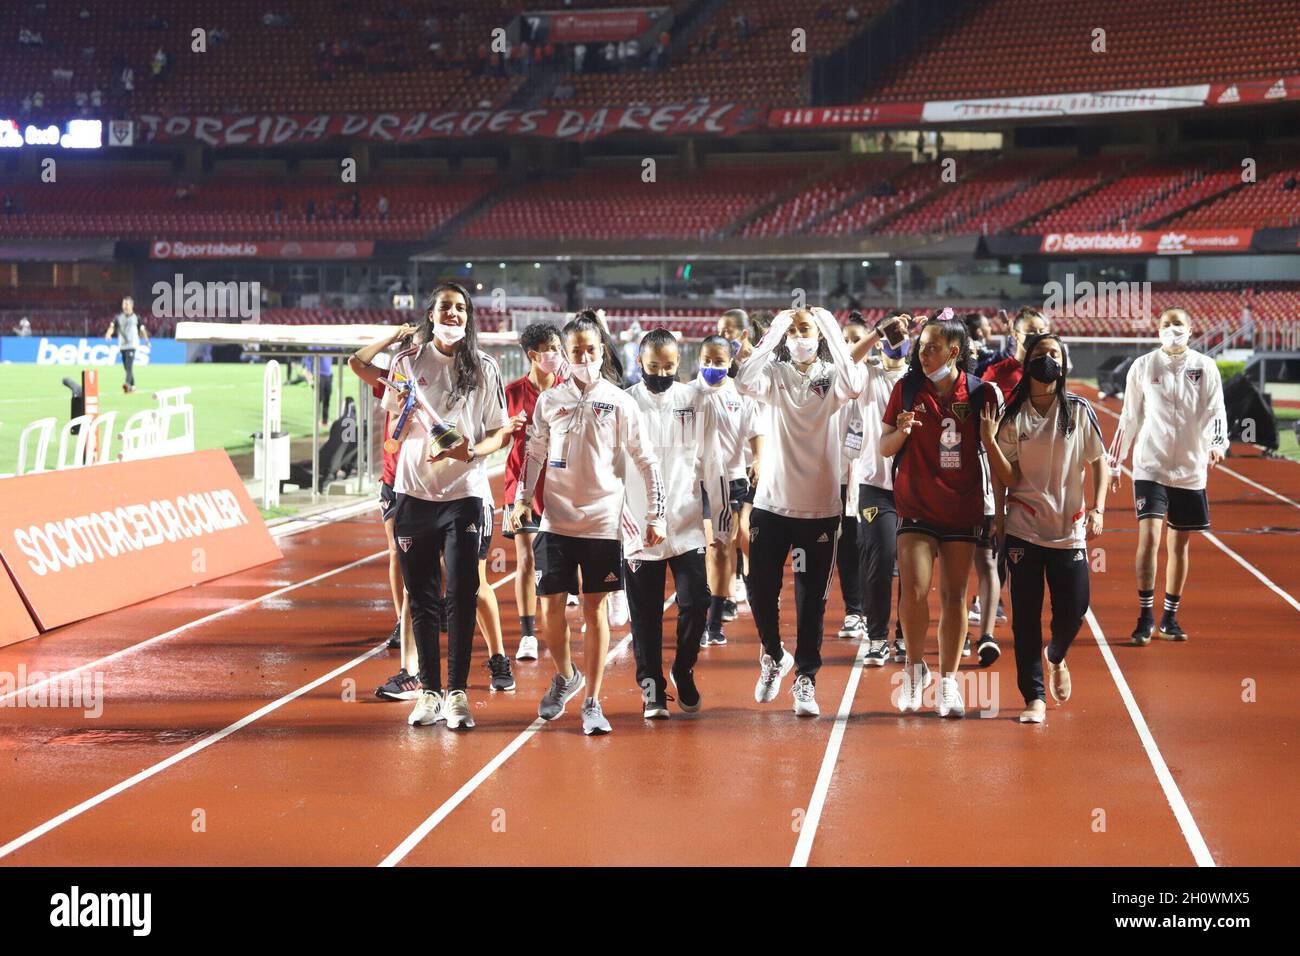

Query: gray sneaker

[444,689,476,730]
[538,666,585,721]
[581,697,612,736]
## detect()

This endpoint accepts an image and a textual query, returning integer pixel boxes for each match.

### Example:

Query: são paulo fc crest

[1185,367,1203,385]
[590,401,616,423]
[950,402,971,422]
[861,506,879,523]
[1008,547,1024,565]
[1136,497,1147,512]
[809,376,832,399]
[397,536,413,552]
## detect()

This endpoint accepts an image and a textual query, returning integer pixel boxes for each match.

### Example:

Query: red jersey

[504,373,562,512]
[981,355,1023,403]
[883,373,995,528]
[372,381,397,486]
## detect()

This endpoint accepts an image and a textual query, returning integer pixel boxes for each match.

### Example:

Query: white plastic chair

[0,417,58,477]
[118,409,161,461]
[86,410,118,465]
[56,414,98,469]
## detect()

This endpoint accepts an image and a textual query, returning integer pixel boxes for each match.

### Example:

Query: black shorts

[976,515,996,550]
[1134,480,1211,531]
[475,501,495,561]
[728,477,750,513]
[501,511,542,539]
[379,481,398,522]
[897,516,983,544]
[534,531,623,596]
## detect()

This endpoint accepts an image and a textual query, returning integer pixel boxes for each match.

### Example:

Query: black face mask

[642,372,676,394]
[1028,355,1061,384]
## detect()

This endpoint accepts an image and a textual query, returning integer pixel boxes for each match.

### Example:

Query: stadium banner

[0,561,39,646]
[540,8,662,43]
[0,336,187,365]
[1037,230,1255,255]
[777,75,1299,130]
[767,103,926,129]
[134,103,763,145]
[0,449,282,631]
[149,239,375,260]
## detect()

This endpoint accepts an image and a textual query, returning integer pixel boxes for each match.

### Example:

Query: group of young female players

[349,281,1229,734]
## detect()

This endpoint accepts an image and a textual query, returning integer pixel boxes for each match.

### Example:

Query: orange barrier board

[0,559,39,646]
[0,449,282,631]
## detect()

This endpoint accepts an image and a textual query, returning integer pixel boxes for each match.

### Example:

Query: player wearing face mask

[736,307,867,718]
[503,322,566,662]
[1108,307,1228,646]
[696,334,765,646]
[510,310,665,736]
[620,329,730,717]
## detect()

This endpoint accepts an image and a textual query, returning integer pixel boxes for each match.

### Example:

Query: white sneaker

[937,675,964,718]
[607,589,630,627]
[444,689,476,730]
[581,697,612,735]
[754,646,795,703]
[838,613,866,638]
[897,660,931,713]
[967,597,982,624]
[515,635,539,661]
[732,575,747,604]
[408,690,445,726]
[791,675,819,717]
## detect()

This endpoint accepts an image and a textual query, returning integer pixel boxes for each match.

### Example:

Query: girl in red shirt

[881,311,999,719]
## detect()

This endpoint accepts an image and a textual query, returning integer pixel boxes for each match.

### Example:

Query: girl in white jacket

[622,328,730,717]
[1108,307,1228,645]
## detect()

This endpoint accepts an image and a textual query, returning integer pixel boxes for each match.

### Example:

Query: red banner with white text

[150,240,374,260]
[1038,230,1255,255]
[0,450,282,631]
[135,103,763,146]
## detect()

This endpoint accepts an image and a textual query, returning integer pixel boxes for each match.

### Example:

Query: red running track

[0,390,1296,867]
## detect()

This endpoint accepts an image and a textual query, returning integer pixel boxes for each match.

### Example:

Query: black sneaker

[892,638,907,663]
[487,654,516,692]
[864,640,891,666]
[643,687,673,719]
[1130,618,1155,646]
[722,599,738,622]
[670,666,701,712]
[962,633,972,657]
[707,628,728,646]
[385,622,400,649]
[1159,618,1188,641]
[976,634,1000,668]
[375,668,421,701]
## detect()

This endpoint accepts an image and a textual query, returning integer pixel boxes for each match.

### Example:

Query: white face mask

[569,351,603,384]
[433,323,466,346]
[788,336,818,363]
[926,360,953,383]
[1159,325,1190,349]
[534,350,563,374]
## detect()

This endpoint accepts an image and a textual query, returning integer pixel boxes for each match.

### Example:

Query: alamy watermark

[151,273,261,322]
[0,666,104,718]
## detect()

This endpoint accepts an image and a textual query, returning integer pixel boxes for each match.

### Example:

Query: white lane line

[1083,608,1216,866]
[0,642,388,861]
[0,571,521,858]
[790,639,870,868]
[0,550,386,705]
[379,594,671,868]
[1085,389,1300,511]
[1203,532,1300,613]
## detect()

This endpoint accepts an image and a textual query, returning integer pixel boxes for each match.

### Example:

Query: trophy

[378,374,464,456]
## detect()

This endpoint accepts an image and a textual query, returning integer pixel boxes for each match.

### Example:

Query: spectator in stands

[14,317,32,337]
[151,48,168,80]
[3,194,15,216]
[377,195,390,222]
[1284,175,1298,191]
[272,195,283,225]
[325,198,339,221]
[733,11,750,41]
[574,43,587,73]
[120,67,134,93]
[351,191,362,220]
[90,88,102,108]
[20,95,32,116]
[982,306,1049,402]
[846,4,861,24]
[305,198,316,222]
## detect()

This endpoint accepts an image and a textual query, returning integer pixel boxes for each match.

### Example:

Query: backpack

[891,371,991,483]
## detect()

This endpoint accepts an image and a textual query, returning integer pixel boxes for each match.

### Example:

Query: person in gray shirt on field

[105,295,150,393]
